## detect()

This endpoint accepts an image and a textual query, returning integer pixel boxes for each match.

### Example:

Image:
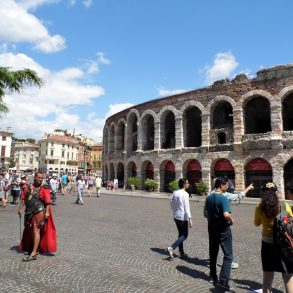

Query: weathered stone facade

[103,64,293,198]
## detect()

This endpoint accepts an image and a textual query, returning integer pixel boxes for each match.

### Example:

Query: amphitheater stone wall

[103,64,293,197]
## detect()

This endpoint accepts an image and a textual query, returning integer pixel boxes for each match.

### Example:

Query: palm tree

[0,67,43,115]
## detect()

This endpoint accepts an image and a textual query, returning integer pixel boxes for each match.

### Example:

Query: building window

[62,144,65,148]
[51,142,54,147]
[1,146,6,157]
[50,150,54,156]
[2,136,6,141]
[62,150,65,158]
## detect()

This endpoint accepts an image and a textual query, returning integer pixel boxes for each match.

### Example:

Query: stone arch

[104,164,109,182]
[159,107,177,149]
[245,158,272,198]
[117,162,124,188]
[103,126,109,154]
[284,158,293,199]
[141,160,155,189]
[180,100,206,114]
[141,111,155,151]
[183,159,202,194]
[126,108,140,122]
[211,158,235,189]
[207,95,236,112]
[279,89,293,131]
[207,96,235,145]
[243,95,272,134]
[237,90,274,108]
[126,160,137,179]
[160,160,176,192]
[182,104,202,147]
[126,111,139,152]
[109,162,115,180]
[140,109,157,121]
[158,105,179,119]
[116,119,126,151]
[108,122,115,154]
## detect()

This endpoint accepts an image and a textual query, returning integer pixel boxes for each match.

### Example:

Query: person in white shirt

[95,176,103,197]
[166,178,192,260]
[76,177,86,205]
[50,175,58,205]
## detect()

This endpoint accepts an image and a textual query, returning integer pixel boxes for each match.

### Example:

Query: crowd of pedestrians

[166,176,293,292]
[0,170,103,263]
[2,167,293,292]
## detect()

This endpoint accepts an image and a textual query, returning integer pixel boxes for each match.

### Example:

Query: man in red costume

[18,171,57,261]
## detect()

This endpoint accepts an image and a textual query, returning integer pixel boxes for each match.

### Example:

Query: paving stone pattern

[0,190,286,293]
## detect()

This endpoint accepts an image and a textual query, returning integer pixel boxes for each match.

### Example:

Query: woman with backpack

[254,182,293,293]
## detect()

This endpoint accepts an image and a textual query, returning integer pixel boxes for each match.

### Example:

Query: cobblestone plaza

[0,191,286,292]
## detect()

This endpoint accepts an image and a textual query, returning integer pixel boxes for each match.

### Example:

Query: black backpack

[273,201,293,263]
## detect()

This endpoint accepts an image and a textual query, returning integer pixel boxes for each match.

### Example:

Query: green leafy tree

[0,67,43,114]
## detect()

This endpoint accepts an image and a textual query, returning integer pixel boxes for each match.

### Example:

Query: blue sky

[0,0,292,141]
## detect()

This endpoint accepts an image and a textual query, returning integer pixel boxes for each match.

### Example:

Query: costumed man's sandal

[22,254,37,262]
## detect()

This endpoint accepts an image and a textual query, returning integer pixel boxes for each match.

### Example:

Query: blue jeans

[208,225,233,282]
[171,218,189,253]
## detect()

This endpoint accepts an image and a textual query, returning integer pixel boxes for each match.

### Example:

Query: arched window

[244,97,271,134]
[212,102,233,129]
[183,106,201,147]
[109,125,115,153]
[283,94,293,131]
[116,122,125,151]
[117,163,124,188]
[160,161,175,192]
[142,115,154,150]
[186,160,202,194]
[161,111,175,149]
[127,113,138,152]
[110,163,115,180]
[245,158,272,198]
[213,159,235,187]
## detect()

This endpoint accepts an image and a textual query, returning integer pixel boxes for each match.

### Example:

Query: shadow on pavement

[176,264,209,281]
[233,278,283,293]
[182,256,210,267]
[150,247,167,255]
[10,245,22,254]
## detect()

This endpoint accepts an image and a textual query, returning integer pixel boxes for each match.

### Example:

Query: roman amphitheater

[103,64,293,198]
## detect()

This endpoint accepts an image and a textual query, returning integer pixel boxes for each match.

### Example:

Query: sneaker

[231,261,239,269]
[166,247,174,260]
[217,279,232,291]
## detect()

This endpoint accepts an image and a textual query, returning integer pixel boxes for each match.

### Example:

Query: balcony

[242,132,272,150]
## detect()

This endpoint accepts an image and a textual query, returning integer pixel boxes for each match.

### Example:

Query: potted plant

[195,181,209,196]
[169,180,178,193]
[127,176,140,190]
[144,178,158,191]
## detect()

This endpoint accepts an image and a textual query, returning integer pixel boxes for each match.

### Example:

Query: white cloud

[157,87,188,97]
[97,52,111,65]
[204,51,239,84]
[105,103,134,118]
[18,0,59,10]
[83,0,92,8]
[0,52,105,141]
[0,0,66,53]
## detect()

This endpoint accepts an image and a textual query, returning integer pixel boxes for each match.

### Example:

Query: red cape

[19,206,57,253]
